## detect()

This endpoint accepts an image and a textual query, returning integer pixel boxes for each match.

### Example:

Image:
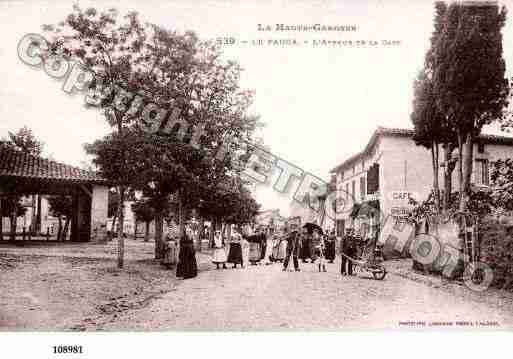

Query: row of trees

[410,1,510,214]
[43,6,261,266]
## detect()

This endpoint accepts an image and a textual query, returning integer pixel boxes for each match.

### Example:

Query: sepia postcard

[1,0,513,356]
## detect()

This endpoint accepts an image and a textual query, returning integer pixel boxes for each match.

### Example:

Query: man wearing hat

[283,226,301,272]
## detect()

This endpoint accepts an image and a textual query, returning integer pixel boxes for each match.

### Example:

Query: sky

[1,0,512,216]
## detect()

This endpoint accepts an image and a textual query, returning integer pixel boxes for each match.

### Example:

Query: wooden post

[47,227,50,241]
[0,196,3,241]
[22,227,26,241]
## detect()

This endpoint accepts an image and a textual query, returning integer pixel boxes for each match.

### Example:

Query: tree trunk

[178,192,185,238]
[197,217,204,252]
[457,130,464,211]
[62,218,70,241]
[9,199,17,242]
[36,194,42,233]
[461,133,474,211]
[431,141,440,213]
[144,221,150,242]
[154,214,165,259]
[57,216,63,242]
[111,214,117,237]
[30,195,36,233]
[209,218,216,248]
[0,198,3,241]
[227,224,232,241]
[117,185,126,268]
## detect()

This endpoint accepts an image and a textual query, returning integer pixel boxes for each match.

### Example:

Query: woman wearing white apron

[212,230,227,269]
[263,231,274,265]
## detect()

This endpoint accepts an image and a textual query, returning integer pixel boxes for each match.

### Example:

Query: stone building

[329,127,513,237]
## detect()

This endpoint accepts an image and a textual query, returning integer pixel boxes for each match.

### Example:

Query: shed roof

[0,144,108,185]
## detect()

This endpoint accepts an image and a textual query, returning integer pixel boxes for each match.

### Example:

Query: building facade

[330,127,513,237]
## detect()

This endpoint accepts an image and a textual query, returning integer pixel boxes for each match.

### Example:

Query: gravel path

[103,259,513,330]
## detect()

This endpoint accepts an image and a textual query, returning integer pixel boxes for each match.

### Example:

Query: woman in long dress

[212,230,227,269]
[248,234,263,265]
[325,231,336,263]
[272,233,287,262]
[227,231,244,268]
[263,231,274,264]
[176,230,198,279]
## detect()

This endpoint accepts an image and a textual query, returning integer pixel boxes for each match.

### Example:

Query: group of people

[280,228,337,272]
[161,224,373,280]
[211,228,277,269]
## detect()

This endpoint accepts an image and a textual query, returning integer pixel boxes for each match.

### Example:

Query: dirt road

[2,241,513,331]
[103,260,513,330]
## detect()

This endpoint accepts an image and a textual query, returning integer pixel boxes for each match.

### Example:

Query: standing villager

[176,230,198,279]
[317,235,327,272]
[263,230,274,264]
[259,232,267,261]
[241,232,250,268]
[162,234,178,268]
[325,230,336,263]
[283,230,301,272]
[212,230,228,269]
[248,234,262,265]
[299,228,311,263]
[340,228,353,276]
[227,230,244,268]
[311,229,321,263]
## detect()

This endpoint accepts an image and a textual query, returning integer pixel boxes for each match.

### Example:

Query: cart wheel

[372,269,387,280]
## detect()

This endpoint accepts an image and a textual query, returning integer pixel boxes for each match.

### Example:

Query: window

[367,163,380,194]
[340,171,344,180]
[353,165,356,175]
[346,183,350,199]
[360,176,366,200]
[475,159,489,186]
[478,143,485,154]
[352,180,356,201]
[336,219,345,237]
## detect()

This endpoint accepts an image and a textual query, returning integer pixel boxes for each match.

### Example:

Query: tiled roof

[0,144,108,185]
[330,126,513,173]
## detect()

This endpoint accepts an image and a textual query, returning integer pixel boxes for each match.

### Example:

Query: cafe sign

[389,190,416,218]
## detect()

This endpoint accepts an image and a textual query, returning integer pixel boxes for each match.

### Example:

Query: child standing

[316,235,327,272]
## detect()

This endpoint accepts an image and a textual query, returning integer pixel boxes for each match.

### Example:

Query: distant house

[329,126,513,237]
[255,209,287,232]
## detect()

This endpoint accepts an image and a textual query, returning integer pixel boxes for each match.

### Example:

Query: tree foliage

[412,1,509,213]
[47,6,262,262]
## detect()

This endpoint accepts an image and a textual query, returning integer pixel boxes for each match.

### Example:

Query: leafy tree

[490,158,513,212]
[45,6,166,267]
[0,197,27,242]
[432,2,509,210]
[4,126,44,156]
[1,127,44,234]
[47,195,73,241]
[47,6,261,264]
[411,70,443,211]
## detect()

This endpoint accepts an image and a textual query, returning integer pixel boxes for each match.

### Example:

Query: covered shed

[0,144,110,242]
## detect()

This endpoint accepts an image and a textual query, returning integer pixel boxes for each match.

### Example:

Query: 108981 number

[53,346,83,354]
